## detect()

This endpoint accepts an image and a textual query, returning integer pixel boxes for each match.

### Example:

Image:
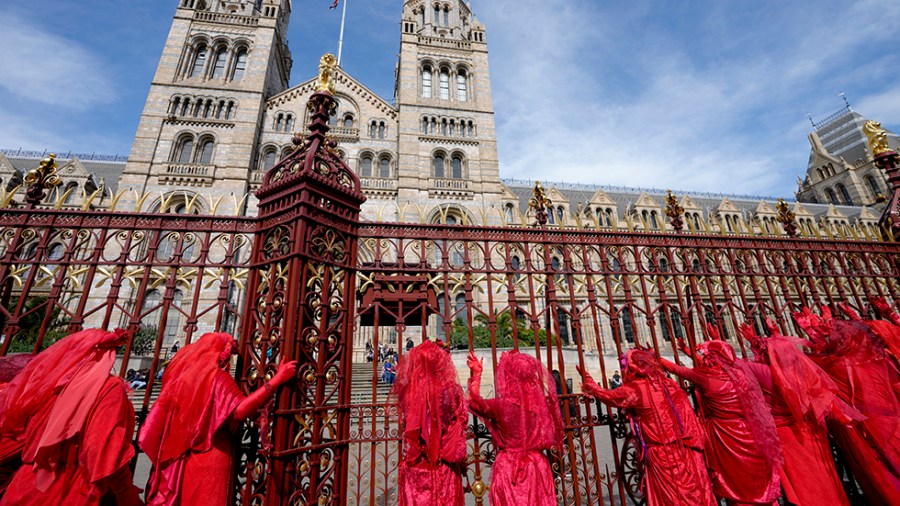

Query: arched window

[441,119,448,136]
[659,308,683,341]
[369,121,377,139]
[556,206,564,223]
[175,136,194,163]
[163,290,185,346]
[865,175,881,196]
[197,138,215,164]
[378,122,385,139]
[190,44,207,77]
[468,121,475,136]
[261,149,277,171]
[434,154,445,178]
[232,48,248,81]
[456,70,467,101]
[275,114,284,132]
[422,67,432,98]
[443,7,449,27]
[837,184,853,205]
[433,6,440,24]
[439,70,450,100]
[650,211,659,229]
[510,255,521,281]
[454,293,467,323]
[422,117,429,133]
[620,307,635,344]
[343,115,354,129]
[379,157,391,178]
[451,155,462,178]
[142,290,163,329]
[285,115,294,132]
[505,203,515,223]
[825,188,837,204]
[211,47,228,79]
[360,155,373,177]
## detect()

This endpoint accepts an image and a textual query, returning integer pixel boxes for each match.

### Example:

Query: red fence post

[236,54,365,506]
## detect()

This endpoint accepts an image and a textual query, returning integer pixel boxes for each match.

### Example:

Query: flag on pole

[330,0,340,9]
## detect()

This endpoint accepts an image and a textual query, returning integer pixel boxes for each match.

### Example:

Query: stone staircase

[349,360,393,406]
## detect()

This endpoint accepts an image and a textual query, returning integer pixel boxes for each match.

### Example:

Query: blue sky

[1,0,899,198]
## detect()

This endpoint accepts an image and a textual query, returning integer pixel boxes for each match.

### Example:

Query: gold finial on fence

[528,181,552,227]
[23,154,62,207]
[664,190,684,231]
[776,199,798,237]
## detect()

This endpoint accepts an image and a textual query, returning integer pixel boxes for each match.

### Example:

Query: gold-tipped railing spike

[81,187,105,211]
[108,189,127,211]
[133,190,153,213]
[209,194,226,215]
[0,185,22,208]
[233,192,249,216]
[185,191,202,214]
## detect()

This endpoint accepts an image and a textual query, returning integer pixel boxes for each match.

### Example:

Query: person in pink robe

[739,322,861,506]
[466,350,563,506]
[139,332,296,506]
[661,339,782,506]
[579,349,716,506]
[794,307,900,504]
[392,340,467,506]
[0,329,143,506]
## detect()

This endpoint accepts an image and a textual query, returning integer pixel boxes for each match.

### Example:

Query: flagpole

[337,0,348,66]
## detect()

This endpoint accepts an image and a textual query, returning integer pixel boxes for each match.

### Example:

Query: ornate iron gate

[2,134,899,506]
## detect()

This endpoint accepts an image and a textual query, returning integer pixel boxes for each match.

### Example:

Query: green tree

[5,296,70,353]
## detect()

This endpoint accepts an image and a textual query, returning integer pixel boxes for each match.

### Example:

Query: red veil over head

[139,332,238,465]
[391,341,467,464]
[0,329,127,488]
[697,340,783,466]
[495,351,564,453]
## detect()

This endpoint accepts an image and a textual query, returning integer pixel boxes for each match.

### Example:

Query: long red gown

[806,321,900,504]
[467,351,563,506]
[393,341,467,506]
[583,373,716,506]
[662,358,781,505]
[741,359,850,506]
[139,332,246,506]
[2,377,139,506]
[0,329,141,506]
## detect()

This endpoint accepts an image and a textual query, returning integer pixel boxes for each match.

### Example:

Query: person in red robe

[391,340,467,506]
[0,329,143,506]
[139,332,297,506]
[0,353,33,495]
[841,298,900,370]
[739,322,861,506]
[579,349,716,506]
[465,350,563,506]
[661,339,782,506]
[794,307,900,504]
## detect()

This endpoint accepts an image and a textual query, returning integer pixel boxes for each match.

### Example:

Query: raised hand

[837,303,862,321]
[706,323,721,341]
[466,351,483,375]
[271,357,299,387]
[676,337,691,356]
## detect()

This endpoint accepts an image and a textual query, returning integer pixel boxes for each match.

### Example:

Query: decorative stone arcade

[237,55,366,505]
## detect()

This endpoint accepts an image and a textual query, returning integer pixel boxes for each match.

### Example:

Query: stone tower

[395,0,504,222]
[120,0,293,214]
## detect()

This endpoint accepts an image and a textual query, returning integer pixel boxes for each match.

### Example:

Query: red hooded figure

[138,332,296,506]
[392,341,467,506]
[661,340,782,505]
[580,349,716,506]
[466,350,564,506]
[0,329,142,506]
[738,322,860,506]
[795,308,900,504]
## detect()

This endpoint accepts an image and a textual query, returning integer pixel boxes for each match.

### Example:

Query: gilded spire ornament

[775,199,798,237]
[528,181,552,226]
[863,120,891,157]
[664,190,685,231]
[316,53,338,95]
[24,153,62,207]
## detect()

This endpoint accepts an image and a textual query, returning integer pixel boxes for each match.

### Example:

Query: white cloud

[0,12,116,109]
[477,0,900,196]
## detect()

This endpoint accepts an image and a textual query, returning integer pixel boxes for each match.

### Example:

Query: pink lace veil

[391,341,467,464]
[495,350,564,453]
